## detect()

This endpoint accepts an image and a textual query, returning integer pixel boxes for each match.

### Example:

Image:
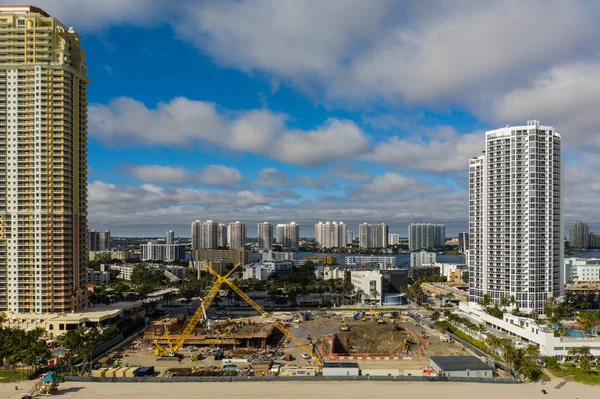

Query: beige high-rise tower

[0,6,89,313]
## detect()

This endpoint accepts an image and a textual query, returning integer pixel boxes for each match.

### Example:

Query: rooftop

[323,362,360,368]
[430,356,493,371]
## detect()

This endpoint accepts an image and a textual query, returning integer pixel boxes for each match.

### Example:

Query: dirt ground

[111,314,474,373]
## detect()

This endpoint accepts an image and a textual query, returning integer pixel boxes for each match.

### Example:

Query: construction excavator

[369,309,385,324]
[340,316,349,332]
[402,337,415,354]
[155,262,322,365]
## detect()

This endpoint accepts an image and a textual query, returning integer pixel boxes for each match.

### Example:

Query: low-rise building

[350,269,408,305]
[323,267,348,281]
[103,264,135,281]
[429,356,493,378]
[89,250,132,262]
[193,249,252,265]
[87,269,111,285]
[460,302,600,359]
[141,242,186,262]
[436,263,467,283]
[260,250,296,262]
[345,255,395,269]
[304,255,337,265]
[409,265,440,281]
[564,258,600,283]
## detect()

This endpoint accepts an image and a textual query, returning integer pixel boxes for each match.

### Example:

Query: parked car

[300,353,311,359]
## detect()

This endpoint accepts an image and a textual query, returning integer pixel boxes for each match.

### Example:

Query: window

[17,19,25,29]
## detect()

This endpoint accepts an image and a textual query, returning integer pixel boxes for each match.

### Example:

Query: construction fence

[65,375,519,384]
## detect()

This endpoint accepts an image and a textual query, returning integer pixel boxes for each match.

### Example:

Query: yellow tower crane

[155,262,322,365]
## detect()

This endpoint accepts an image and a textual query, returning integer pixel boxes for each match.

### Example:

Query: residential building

[140,242,186,262]
[315,221,347,249]
[304,255,337,265]
[89,250,131,262]
[445,238,459,246]
[359,223,389,249]
[104,264,135,281]
[276,222,300,250]
[347,231,354,245]
[166,230,175,244]
[460,302,600,359]
[87,269,111,285]
[469,120,563,314]
[193,249,252,266]
[569,221,589,250]
[241,261,293,281]
[410,251,436,268]
[228,221,246,250]
[0,6,90,313]
[191,260,228,276]
[389,233,400,246]
[260,250,296,261]
[458,232,469,253]
[564,258,600,283]
[345,255,395,269]
[217,223,228,248]
[191,220,218,250]
[323,267,348,281]
[257,222,273,250]
[350,269,408,305]
[88,229,111,252]
[436,263,467,283]
[408,223,445,250]
[590,233,600,249]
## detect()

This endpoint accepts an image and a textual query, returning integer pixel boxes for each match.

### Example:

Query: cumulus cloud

[255,168,291,188]
[369,127,483,173]
[126,164,244,186]
[8,0,172,31]
[90,97,370,167]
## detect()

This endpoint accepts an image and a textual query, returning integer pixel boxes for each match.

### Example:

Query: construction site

[91,263,481,379]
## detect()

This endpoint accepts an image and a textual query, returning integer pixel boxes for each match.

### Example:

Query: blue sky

[12,0,600,237]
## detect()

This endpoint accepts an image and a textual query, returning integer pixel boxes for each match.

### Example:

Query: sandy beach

[1,379,599,399]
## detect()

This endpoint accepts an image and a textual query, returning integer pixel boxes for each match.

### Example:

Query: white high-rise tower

[468,120,563,315]
[257,222,273,250]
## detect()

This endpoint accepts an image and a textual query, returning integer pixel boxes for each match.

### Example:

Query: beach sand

[1,379,598,399]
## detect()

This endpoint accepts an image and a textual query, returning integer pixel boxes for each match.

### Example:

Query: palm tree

[509,295,516,307]
[501,339,517,376]
[0,312,6,328]
[568,346,591,371]
[480,294,492,307]
[500,297,509,308]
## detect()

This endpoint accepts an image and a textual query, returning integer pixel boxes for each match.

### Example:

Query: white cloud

[173,0,599,108]
[199,165,244,186]
[493,63,600,149]
[369,127,483,173]
[256,168,290,188]
[297,175,337,190]
[90,97,369,167]
[353,172,427,197]
[7,0,171,31]
[128,165,190,184]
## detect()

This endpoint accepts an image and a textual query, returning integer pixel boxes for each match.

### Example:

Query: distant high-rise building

[166,230,175,244]
[191,220,218,250]
[217,224,228,248]
[469,120,563,314]
[0,6,90,313]
[276,222,300,250]
[228,221,246,250]
[570,221,589,250]
[141,241,186,262]
[458,232,469,253]
[347,231,354,245]
[389,234,400,246]
[315,222,347,249]
[359,223,389,249]
[408,224,445,250]
[257,222,273,250]
[88,230,111,252]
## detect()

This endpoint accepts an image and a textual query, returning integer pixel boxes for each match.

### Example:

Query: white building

[436,263,467,281]
[564,258,600,282]
[410,251,436,268]
[87,269,111,285]
[257,222,273,250]
[315,221,348,249]
[469,120,563,314]
[140,242,186,262]
[389,234,400,246]
[408,224,445,250]
[351,270,384,304]
[228,221,247,250]
[242,261,293,281]
[345,255,395,269]
[324,267,348,281]
[359,223,389,249]
[259,250,296,262]
[104,264,135,281]
[166,230,175,244]
[460,302,600,359]
[191,220,218,250]
[276,222,300,250]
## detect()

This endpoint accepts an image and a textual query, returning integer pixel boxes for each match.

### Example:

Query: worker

[15,386,18,391]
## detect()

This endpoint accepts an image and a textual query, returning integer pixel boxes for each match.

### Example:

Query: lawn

[547,360,600,385]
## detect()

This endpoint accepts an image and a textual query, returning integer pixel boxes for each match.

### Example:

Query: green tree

[480,294,492,307]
